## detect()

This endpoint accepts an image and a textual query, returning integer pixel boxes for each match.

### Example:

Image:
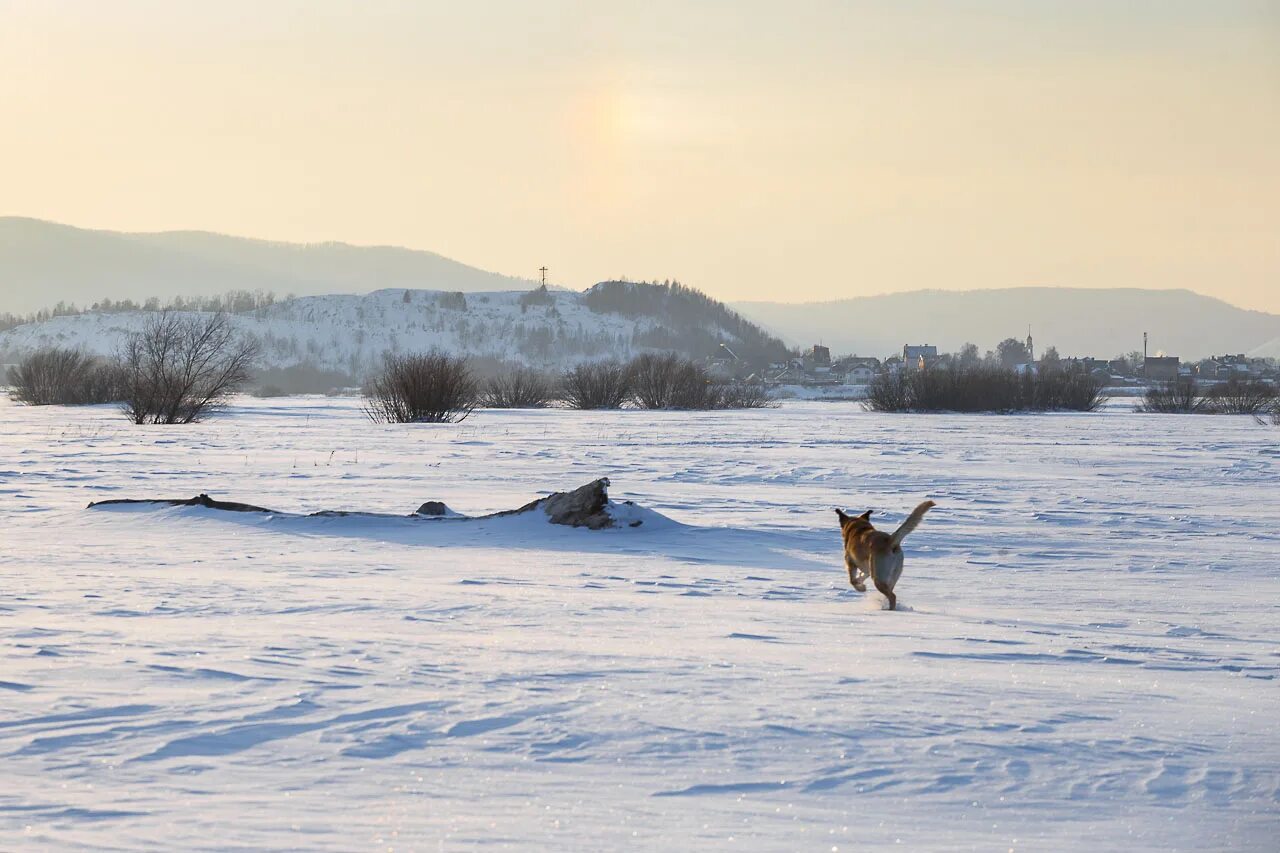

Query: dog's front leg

[845,555,867,591]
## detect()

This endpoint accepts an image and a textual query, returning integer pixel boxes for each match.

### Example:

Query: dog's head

[835,508,873,531]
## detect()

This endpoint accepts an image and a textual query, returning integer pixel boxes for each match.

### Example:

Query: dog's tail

[890,501,935,548]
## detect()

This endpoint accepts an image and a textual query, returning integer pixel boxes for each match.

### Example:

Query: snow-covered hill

[0,283,794,377]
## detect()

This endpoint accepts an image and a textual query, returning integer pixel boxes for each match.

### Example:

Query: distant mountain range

[734,288,1280,362]
[3,218,1278,363]
[0,217,533,314]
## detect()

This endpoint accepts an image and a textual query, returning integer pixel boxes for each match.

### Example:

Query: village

[753,330,1280,393]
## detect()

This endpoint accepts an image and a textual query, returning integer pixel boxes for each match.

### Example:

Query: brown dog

[836,501,935,610]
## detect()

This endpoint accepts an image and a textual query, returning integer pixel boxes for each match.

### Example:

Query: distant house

[902,344,937,366]
[1144,356,1180,381]
[1204,354,1258,379]
[844,365,875,385]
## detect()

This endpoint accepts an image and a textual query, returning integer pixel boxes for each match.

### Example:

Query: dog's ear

[859,510,873,520]
[835,508,849,522]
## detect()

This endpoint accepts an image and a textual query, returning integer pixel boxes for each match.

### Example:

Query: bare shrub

[252,384,289,398]
[363,350,478,423]
[1024,367,1109,412]
[712,379,777,409]
[625,353,775,410]
[864,370,912,412]
[1203,377,1278,415]
[628,353,714,409]
[1137,378,1206,414]
[120,312,261,424]
[7,348,127,405]
[482,367,555,408]
[560,360,631,409]
[867,364,1106,413]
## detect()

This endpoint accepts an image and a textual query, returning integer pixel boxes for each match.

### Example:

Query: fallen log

[87,477,640,529]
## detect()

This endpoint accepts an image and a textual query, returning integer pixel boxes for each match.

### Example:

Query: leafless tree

[481,367,555,408]
[120,312,260,424]
[363,350,478,423]
[560,360,631,409]
[7,347,127,405]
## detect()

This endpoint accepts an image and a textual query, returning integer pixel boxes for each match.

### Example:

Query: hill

[734,288,1280,361]
[0,281,793,383]
[0,217,533,314]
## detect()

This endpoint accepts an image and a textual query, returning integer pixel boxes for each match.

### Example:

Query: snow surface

[1,397,1277,850]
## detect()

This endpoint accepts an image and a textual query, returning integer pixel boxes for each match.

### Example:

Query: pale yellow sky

[2,1,1278,310]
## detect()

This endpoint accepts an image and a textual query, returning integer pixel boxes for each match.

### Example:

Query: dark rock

[415,501,451,517]
[535,477,615,529]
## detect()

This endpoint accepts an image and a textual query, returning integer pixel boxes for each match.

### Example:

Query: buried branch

[87,478,639,529]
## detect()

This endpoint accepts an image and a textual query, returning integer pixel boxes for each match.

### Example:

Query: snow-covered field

[2,397,1277,850]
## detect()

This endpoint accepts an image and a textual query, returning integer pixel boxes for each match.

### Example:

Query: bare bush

[1137,378,1206,414]
[712,379,777,409]
[1024,367,1109,412]
[864,370,913,413]
[560,360,631,409]
[481,367,555,408]
[120,312,261,424]
[7,348,127,405]
[624,353,775,409]
[363,350,478,423]
[866,364,1106,413]
[1203,377,1278,415]
[252,384,289,398]
[628,353,713,409]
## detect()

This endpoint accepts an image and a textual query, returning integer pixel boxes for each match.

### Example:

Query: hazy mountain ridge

[734,288,1280,361]
[0,217,535,314]
[5,218,1277,364]
[0,282,792,377]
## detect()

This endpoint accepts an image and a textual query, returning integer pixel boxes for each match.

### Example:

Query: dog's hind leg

[873,577,896,610]
[845,554,866,592]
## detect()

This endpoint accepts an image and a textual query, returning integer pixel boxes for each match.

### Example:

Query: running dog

[836,501,935,610]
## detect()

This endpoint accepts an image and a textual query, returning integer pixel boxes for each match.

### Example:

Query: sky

[2,0,1278,311]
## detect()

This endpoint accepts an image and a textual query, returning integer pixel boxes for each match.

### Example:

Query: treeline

[0,290,281,333]
[866,363,1108,413]
[7,336,773,425]
[364,351,774,423]
[1138,377,1278,416]
[584,280,793,365]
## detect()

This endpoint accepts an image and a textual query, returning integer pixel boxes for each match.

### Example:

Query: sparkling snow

[1,398,1277,850]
